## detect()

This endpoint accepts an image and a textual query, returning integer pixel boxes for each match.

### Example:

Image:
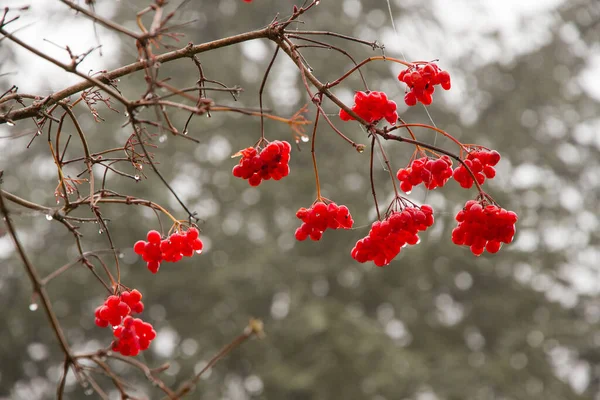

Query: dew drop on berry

[195,249,203,255]
[45,214,53,221]
[29,302,38,311]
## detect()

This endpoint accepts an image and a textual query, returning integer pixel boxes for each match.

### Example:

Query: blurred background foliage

[0,0,599,399]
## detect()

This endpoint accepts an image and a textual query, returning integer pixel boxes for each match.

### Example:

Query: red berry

[133,241,146,255]
[146,230,161,244]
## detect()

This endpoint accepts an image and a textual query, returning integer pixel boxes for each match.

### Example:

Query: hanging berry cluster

[94,290,144,328]
[452,149,500,188]
[396,156,453,193]
[294,201,354,241]
[351,205,434,267]
[232,141,292,186]
[398,62,451,106]
[452,200,518,256]
[339,91,398,125]
[112,316,157,356]
[134,228,203,274]
[94,290,156,356]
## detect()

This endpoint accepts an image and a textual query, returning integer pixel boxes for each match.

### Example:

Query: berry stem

[314,100,363,151]
[369,136,381,221]
[69,196,180,225]
[258,46,280,141]
[209,106,312,130]
[389,123,469,153]
[311,99,322,200]
[40,250,117,287]
[287,35,370,91]
[327,56,413,89]
[373,132,400,198]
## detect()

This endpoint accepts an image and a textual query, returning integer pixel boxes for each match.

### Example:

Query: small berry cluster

[232,141,291,186]
[452,200,518,256]
[396,156,453,192]
[295,202,354,241]
[134,228,203,274]
[398,63,451,106]
[94,290,144,328]
[95,290,155,356]
[351,205,434,267]
[112,316,157,356]
[339,91,398,125]
[453,150,500,189]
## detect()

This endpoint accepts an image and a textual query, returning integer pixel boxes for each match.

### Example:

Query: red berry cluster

[351,205,434,267]
[134,228,203,274]
[396,155,453,192]
[339,91,398,125]
[112,316,157,356]
[295,201,354,241]
[453,150,500,189]
[452,200,518,256]
[398,63,451,106]
[232,141,291,186]
[94,289,144,328]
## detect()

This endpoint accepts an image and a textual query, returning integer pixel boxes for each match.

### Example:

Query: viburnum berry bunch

[134,228,203,274]
[398,62,451,106]
[232,141,291,186]
[396,155,453,192]
[94,289,155,356]
[295,201,354,241]
[351,205,434,267]
[453,149,501,189]
[112,316,157,356]
[94,289,144,328]
[339,91,398,125]
[452,200,518,256]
